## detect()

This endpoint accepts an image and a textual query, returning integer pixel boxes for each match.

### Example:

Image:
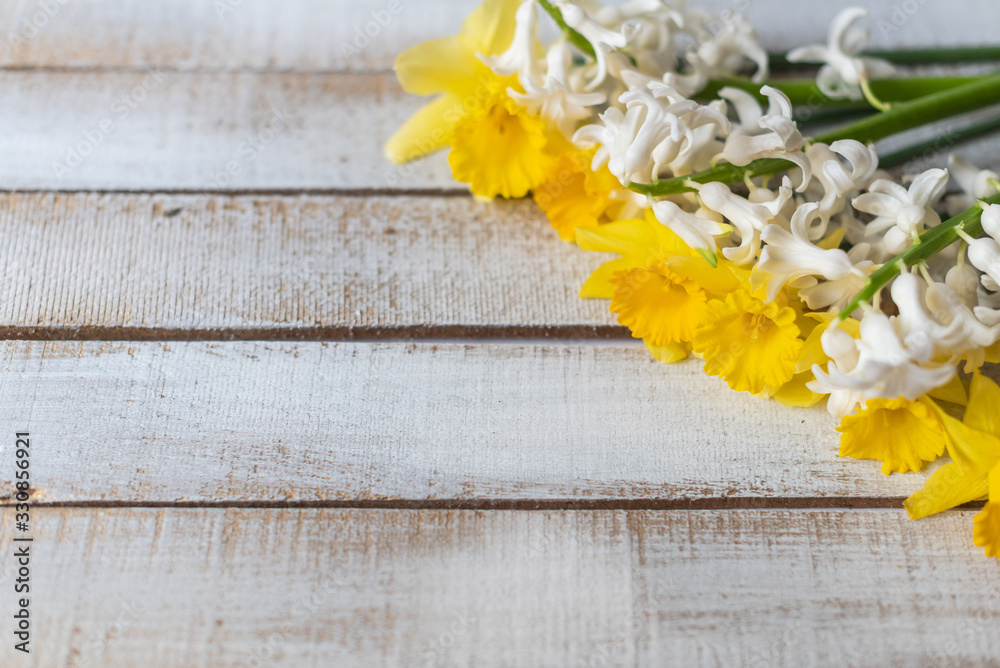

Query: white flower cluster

[493,2,1000,417]
[485,0,772,144]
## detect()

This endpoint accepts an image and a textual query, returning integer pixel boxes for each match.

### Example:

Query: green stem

[631,71,1000,197]
[795,107,874,128]
[879,115,1000,169]
[536,0,596,59]
[838,194,1000,319]
[696,76,977,110]
[770,46,1000,70]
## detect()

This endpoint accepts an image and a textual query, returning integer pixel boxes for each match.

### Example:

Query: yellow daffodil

[837,397,947,474]
[904,373,1000,558]
[533,151,623,241]
[386,0,518,163]
[693,289,803,396]
[577,211,740,363]
[386,0,557,199]
[447,92,554,199]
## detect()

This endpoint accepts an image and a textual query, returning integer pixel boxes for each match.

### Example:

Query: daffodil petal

[773,371,824,407]
[668,256,741,298]
[929,403,1000,475]
[579,259,630,299]
[927,373,968,406]
[394,35,479,96]
[575,218,660,259]
[904,461,987,520]
[964,372,1000,438]
[645,340,691,364]
[462,0,520,56]
[384,95,461,164]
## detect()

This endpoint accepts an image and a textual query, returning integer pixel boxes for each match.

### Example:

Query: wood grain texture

[0,507,997,667]
[0,340,948,504]
[0,71,457,191]
[0,0,995,72]
[0,193,614,335]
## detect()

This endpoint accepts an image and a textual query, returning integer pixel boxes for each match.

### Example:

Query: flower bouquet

[386,0,1000,557]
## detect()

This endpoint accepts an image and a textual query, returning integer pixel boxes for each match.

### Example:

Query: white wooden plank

[0,71,457,191]
[0,193,612,333]
[0,340,949,503]
[0,0,482,72]
[0,508,996,667]
[0,70,996,192]
[0,0,994,71]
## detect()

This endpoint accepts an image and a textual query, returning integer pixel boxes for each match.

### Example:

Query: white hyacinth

[809,310,957,418]
[719,86,811,190]
[509,41,607,138]
[786,8,895,101]
[757,202,858,302]
[853,168,950,257]
[573,84,729,185]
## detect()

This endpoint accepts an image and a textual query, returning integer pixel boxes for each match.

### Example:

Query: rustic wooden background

[0,1,999,666]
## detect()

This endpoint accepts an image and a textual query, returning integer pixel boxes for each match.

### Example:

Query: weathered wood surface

[0,340,944,505]
[0,71,458,191]
[0,0,995,72]
[1,1,998,665]
[1,508,998,668]
[0,193,616,336]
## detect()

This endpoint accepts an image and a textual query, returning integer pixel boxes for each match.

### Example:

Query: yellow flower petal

[579,258,630,299]
[773,371,824,408]
[645,340,691,364]
[385,95,463,164]
[393,35,481,97]
[906,390,1000,520]
[693,291,802,395]
[576,212,691,263]
[448,96,551,199]
[964,372,1000,438]
[611,266,707,347]
[461,0,520,55]
[669,256,741,299]
[925,373,968,405]
[535,153,617,241]
[816,227,847,250]
[837,397,946,475]
[905,461,987,519]
[974,501,1000,559]
[928,402,1000,476]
